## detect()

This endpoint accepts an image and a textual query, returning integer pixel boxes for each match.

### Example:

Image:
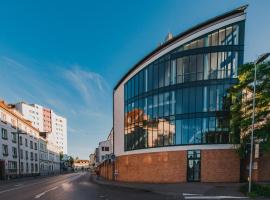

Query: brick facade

[98,149,241,183]
[201,149,240,182]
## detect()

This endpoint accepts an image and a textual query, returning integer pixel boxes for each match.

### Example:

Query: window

[19,136,23,145]
[12,133,17,143]
[20,149,23,159]
[35,153,38,161]
[12,147,17,158]
[30,141,33,149]
[1,128,8,140]
[105,147,109,151]
[31,152,33,161]
[158,61,165,88]
[34,143,37,150]
[25,138,28,147]
[25,151,29,160]
[164,60,170,86]
[2,144,8,156]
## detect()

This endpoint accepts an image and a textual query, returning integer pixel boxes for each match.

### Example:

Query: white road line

[34,186,59,199]
[34,173,82,199]
[184,196,248,199]
[0,174,79,195]
[183,193,202,196]
[14,184,22,187]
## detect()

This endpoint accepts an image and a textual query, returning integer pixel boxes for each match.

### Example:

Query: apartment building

[0,101,40,179]
[15,102,67,154]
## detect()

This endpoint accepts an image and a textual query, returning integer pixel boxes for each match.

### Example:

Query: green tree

[229,61,270,158]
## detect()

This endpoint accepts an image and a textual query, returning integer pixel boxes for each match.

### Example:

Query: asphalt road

[0,173,174,200]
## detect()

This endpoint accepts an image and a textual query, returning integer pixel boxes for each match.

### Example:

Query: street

[0,173,174,200]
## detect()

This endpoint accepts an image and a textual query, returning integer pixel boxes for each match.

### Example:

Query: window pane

[153,62,159,89]
[176,89,183,114]
[169,119,175,145]
[197,54,203,80]
[219,28,226,45]
[190,55,196,81]
[233,24,239,45]
[232,51,238,77]
[145,67,148,92]
[226,26,233,45]
[164,60,170,86]
[209,85,217,111]
[210,53,218,79]
[183,88,189,113]
[170,91,175,115]
[148,65,153,91]
[182,119,189,144]
[177,58,183,83]
[158,120,164,146]
[158,93,164,118]
[195,118,202,144]
[211,31,218,46]
[183,57,190,82]
[189,118,195,144]
[204,54,210,80]
[158,61,164,88]
[189,88,196,113]
[196,87,203,112]
[164,92,170,116]
[171,60,176,85]
[176,119,182,144]
[153,95,158,119]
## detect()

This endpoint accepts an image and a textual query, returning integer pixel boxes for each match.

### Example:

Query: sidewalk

[91,175,247,198]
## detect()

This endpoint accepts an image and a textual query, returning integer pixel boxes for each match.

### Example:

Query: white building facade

[0,101,40,179]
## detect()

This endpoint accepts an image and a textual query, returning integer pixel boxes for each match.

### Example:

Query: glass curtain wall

[124,21,244,151]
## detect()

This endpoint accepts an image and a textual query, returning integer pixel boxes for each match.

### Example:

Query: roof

[114,5,248,91]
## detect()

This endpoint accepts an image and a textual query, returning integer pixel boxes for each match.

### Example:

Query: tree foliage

[229,61,270,158]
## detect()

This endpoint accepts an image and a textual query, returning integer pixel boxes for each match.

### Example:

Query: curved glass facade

[124,21,245,151]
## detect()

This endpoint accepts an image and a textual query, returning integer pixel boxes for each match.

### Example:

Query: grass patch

[240,183,270,198]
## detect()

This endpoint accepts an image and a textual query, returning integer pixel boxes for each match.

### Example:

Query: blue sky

[0,0,269,159]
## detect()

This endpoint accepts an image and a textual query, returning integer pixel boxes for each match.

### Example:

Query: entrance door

[187,150,201,182]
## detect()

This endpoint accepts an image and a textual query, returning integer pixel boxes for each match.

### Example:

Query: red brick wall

[258,152,270,181]
[99,161,114,180]
[115,151,187,183]
[201,149,240,182]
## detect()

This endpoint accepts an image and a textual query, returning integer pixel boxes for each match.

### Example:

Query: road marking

[14,184,22,187]
[0,174,79,194]
[35,186,59,199]
[183,193,202,196]
[184,195,248,199]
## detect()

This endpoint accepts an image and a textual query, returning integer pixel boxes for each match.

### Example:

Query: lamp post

[248,53,270,193]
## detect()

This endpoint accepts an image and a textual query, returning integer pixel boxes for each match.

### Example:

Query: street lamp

[248,53,270,193]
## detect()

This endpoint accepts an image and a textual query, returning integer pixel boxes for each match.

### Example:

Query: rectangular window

[158,93,164,118]
[164,92,170,117]
[209,85,217,111]
[196,54,203,80]
[225,26,233,45]
[2,144,8,156]
[12,147,17,158]
[176,89,183,114]
[144,68,148,92]
[177,58,184,83]
[25,138,28,147]
[176,119,182,145]
[183,57,190,82]
[171,60,176,85]
[195,118,202,144]
[147,65,153,91]
[169,118,175,145]
[30,141,33,149]
[170,91,175,116]
[183,88,189,113]
[157,120,164,146]
[188,118,195,144]
[153,62,159,89]
[219,28,226,45]
[12,133,17,143]
[164,60,170,86]
[195,87,203,112]
[1,128,8,140]
[153,95,158,119]
[158,61,164,88]
[190,55,196,81]
[211,31,218,46]
[203,54,210,80]
[210,53,218,79]
[232,24,239,45]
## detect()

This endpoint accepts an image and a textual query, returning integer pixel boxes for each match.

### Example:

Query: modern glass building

[113,5,247,183]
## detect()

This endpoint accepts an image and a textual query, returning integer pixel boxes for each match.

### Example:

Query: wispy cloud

[64,65,111,111]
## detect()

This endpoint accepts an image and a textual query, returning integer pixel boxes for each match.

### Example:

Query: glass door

[187,150,201,182]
